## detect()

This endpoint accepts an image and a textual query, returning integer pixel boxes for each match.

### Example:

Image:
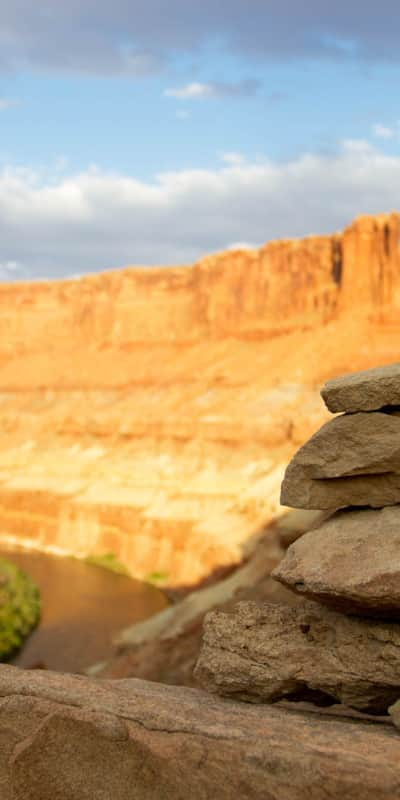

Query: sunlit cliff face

[0,212,399,586]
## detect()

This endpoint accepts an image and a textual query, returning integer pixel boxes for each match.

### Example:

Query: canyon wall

[1,212,399,361]
[0,212,399,584]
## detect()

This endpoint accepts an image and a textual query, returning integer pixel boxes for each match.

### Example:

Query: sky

[1,0,400,280]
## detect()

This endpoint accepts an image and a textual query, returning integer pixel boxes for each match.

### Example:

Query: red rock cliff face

[0,212,399,585]
[1,213,398,360]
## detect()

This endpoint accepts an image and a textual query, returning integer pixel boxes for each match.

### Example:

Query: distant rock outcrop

[0,215,399,584]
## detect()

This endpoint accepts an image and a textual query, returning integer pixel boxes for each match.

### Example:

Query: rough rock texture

[282,411,400,478]
[272,506,400,617]
[322,362,400,413]
[91,522,300,682]
[0,213,400,583]
[275,509,331,548]
[1,665,400,800]
[194,601,400,713]
[280,468,400,509]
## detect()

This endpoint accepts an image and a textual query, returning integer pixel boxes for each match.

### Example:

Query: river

[0,546,168,674]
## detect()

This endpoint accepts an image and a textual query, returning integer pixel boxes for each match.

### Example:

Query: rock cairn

[195,363,400,719]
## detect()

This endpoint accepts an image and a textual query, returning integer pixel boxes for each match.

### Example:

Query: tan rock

[272,506,400,617]
[280,467,400,509]
[275,509,332,547]
[284,412,400,479]
[195,600,400,713]
[1,665,400,799]
[388,698,400,730]
[321,363,400,413]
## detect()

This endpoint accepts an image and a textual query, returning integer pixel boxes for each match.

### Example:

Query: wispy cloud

[175,109,190,120]
[372,123,398,140]
[0,98,18,111]
[164,79,259,100]
[220,152,246,165]
[0,140,399,280]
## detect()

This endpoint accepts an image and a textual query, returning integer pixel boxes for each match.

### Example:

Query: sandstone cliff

[0,212,399,584]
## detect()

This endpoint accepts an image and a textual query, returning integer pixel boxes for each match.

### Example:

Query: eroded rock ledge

[0,664,399,799]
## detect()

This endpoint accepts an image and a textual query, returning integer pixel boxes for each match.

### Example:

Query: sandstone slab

[1,665,400,799]
[284,411,400,479]
[272,506,400,617]
[280,468,400,509]
[195,600,400,713]
[321,362,400,413]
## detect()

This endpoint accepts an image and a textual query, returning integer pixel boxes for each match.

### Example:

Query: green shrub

[0,558,41,661]
[84,552,131,576]
[144,571,169,585]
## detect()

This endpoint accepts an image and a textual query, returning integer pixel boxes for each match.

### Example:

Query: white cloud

[220,152,246,165]
[0,140,400,280]
[372,123,396,140]
[164,79,259,100]
[0,98,18,111]
[225,241,257,251]
[165,82,214,99]
[0,260,26,280]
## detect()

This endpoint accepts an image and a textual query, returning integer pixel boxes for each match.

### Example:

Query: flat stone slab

[321,363,400,413]
[1,665,400,800]
[272,506,400,617]
[280,468,400,509]
[195,600,400,714]
[284,412,400,479]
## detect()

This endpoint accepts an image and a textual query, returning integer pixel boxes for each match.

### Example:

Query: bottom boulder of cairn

[194,600,400,714]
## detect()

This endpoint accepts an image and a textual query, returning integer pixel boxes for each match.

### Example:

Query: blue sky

[0,0,400,279]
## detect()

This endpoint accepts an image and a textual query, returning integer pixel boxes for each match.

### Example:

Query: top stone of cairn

[321,362,400,413]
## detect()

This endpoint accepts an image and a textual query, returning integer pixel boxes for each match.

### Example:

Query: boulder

[194,600,400,713]
[280,468,400,509]
[272,506,400,617]
[1,665,400,800]
[283,412,400,479]
[321,362,400,413]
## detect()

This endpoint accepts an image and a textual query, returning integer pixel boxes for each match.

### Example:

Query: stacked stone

[195,364,400,719]
[276,362,400,618]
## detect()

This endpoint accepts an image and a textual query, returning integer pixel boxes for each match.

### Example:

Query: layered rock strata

[1,214,400,585]
[196,363,400,715]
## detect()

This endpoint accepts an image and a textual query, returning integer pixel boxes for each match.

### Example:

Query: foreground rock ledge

[0,666,399,800]
[195,601,400,713]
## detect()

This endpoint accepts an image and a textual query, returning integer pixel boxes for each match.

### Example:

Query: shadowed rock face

[272,506,400,617]
[0,213,400,583]
[195,600,400,714]
[0,664,400,800]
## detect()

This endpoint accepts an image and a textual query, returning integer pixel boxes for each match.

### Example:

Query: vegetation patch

[84,552,131,576]
[144,571,169,585]
[0,557,41,661]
